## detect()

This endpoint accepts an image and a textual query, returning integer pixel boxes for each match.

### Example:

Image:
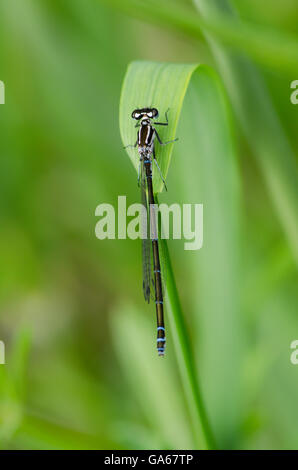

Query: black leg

[123,140,137,149]
[153,147,167,191]
[137,158,141,187]
[154,129,178,146]
[155,108,170,126]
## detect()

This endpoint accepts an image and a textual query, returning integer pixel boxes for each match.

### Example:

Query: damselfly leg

[123,141,137,149]
[155,129,178,147]
[153,147,167,191]
[154,108,170,126]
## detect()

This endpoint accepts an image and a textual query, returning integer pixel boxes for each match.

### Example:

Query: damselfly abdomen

[125,107,177,356]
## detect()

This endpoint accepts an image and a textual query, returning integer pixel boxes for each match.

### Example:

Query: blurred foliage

[0,0,297,450]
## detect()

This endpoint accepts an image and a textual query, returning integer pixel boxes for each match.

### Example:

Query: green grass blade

[120,60,240,448]
[194,0,298,264]
[159,233,216,449]
[174,70,243,447]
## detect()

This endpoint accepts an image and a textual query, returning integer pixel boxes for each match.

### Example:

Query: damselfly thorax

[138,118,155,148]
[124,107,178,356]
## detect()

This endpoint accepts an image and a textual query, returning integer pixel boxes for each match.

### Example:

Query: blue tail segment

[157,327,166,356]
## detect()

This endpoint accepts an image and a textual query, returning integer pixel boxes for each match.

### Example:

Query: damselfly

[125,107,177,356]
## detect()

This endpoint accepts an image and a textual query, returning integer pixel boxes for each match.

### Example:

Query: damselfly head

[131,107,159,120]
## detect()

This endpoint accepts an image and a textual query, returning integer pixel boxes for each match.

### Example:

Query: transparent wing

[140,161,152,303]
[141,161,167,304]
[148,189,167,302]
[156,217,167,300]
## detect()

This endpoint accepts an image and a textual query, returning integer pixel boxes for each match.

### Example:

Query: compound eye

[152,108,159,118]
[132,110,141,120]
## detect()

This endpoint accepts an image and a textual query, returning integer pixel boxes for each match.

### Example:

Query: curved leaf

[119,61,241,448]
[120,61,198,194]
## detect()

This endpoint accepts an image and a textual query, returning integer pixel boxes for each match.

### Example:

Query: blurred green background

[0,0,298,450]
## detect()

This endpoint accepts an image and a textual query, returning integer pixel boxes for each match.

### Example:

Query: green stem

[157,197,216,450]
